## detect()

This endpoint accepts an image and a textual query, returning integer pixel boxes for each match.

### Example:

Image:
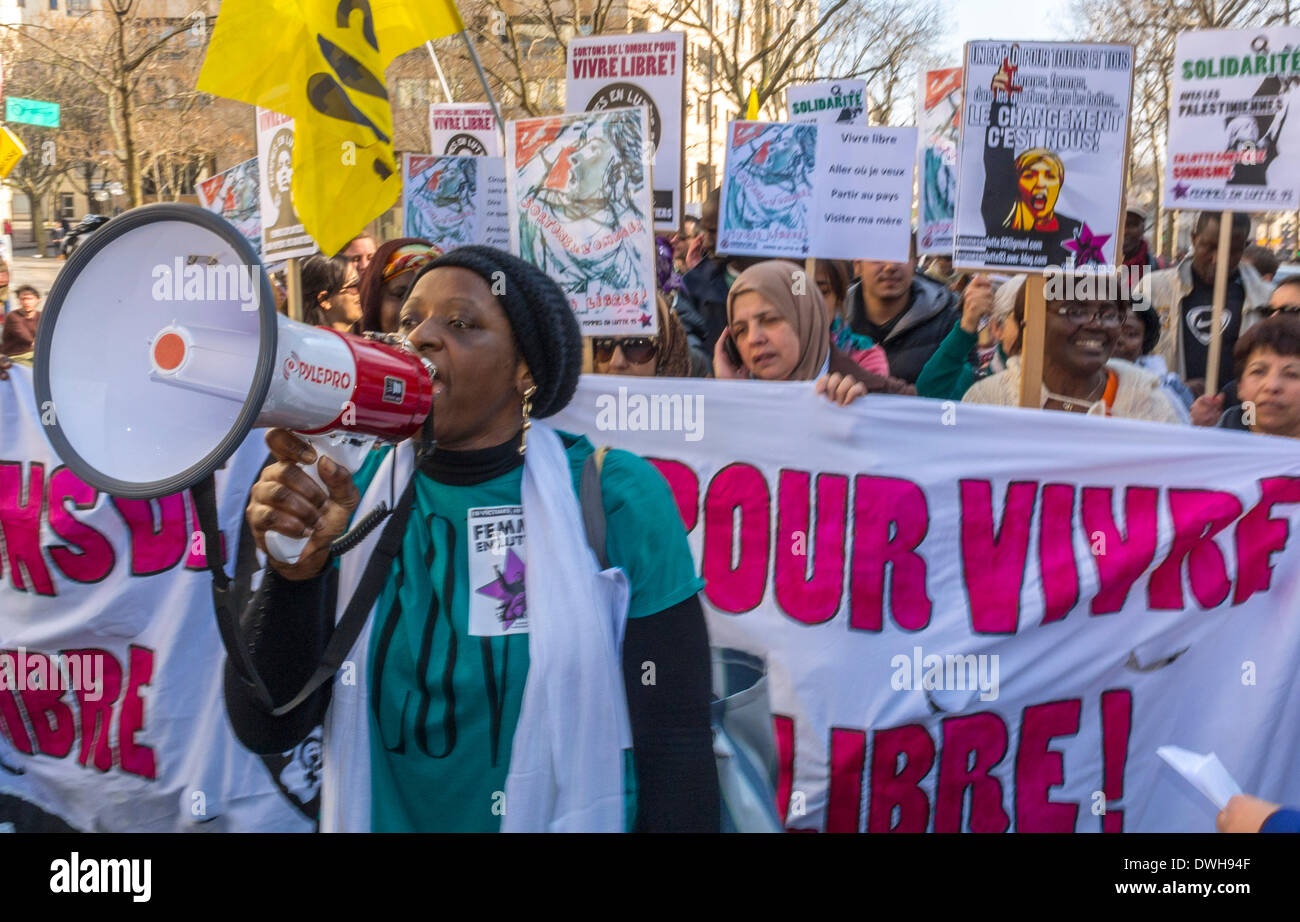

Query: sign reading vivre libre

[565,31,685,229]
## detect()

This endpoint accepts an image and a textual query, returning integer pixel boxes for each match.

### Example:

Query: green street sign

[5,97,60,128]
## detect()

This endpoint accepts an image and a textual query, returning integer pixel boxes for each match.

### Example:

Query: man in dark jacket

[843,237,963,384]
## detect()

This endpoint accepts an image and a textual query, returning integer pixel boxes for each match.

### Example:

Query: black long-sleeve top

[225,442,720,833]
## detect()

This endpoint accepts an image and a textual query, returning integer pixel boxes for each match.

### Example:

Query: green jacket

[916,323,980,400]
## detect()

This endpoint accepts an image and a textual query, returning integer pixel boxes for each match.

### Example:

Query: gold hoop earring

[518,384,538,455]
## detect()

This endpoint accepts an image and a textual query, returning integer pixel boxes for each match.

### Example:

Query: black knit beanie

[409,246,582,418]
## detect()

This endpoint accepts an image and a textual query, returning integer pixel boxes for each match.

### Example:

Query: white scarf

[319,422,631,832]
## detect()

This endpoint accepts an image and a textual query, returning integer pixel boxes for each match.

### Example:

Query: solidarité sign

[787,80,868,126]
[555,376,1300,832]
[1165,26,1300,211]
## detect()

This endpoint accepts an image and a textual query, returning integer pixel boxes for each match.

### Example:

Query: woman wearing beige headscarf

[713,260,914,403]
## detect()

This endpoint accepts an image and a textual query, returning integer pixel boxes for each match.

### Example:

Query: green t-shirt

[360,433,703,832]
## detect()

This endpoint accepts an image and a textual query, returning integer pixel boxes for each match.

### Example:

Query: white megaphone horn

[34,204,435,564]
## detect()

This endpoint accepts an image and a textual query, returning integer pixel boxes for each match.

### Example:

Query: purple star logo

[638,312,652,328]
[1063,222,1111,267]
[1173,181,1189,199]
[476,549,526,628]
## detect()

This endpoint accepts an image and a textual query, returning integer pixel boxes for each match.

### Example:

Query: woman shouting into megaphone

[228,247,720,832]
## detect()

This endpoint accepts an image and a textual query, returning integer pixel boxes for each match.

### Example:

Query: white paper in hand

[1157,746,1243,810]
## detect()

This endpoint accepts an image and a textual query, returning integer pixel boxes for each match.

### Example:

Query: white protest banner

[403,153,509,251]
[566,31,685,229]
[717,121,818,259]
[812,126,915,262]
[507,108,657,336]
[1165,27,1300,211]
[428,102,501,157]
[955,42,1134,272]
[198,157,262,259]
[787,80,869,126]
[918,67,962,255]
[256,107,318,262]
[554,375,1300,832]
[0,365,317,833]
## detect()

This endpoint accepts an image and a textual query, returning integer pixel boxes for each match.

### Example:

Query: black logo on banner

[444,133,488,156]
[585,83,661,151]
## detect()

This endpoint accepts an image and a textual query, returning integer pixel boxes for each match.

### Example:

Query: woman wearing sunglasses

[963,283,1183,422]
[590,295,697,377]
[301,254,363,333]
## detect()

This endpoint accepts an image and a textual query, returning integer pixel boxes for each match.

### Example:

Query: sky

[940,0,1072,61]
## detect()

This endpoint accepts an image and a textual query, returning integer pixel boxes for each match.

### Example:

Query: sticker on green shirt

[468,505,528,636]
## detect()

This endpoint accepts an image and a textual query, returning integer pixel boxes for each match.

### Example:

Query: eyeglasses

[1052,304,1124,327]
[1261,305,1300,319]
[592,336,659,364]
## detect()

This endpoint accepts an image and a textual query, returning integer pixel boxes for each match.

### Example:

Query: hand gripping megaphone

[34,204,435,564]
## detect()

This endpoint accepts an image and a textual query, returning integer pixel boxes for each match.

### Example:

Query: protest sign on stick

[506,108,657,336]
[1164,27,1300,394]
[957,41,1134,409]
[787,80,868,125]
[1164,27,1300,212]
[197,157,261,259]
[811,125,916,262]
[917,67,962,255]
[717,121,818,259]
[428,102,501,156]
[566,31,685,230]
[256,108,318,264]
[954,41,1134,272]
[402,153,509,250]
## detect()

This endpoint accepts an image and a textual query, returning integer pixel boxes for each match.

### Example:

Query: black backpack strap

[193,473,277,711]
[195,465,419,718]
[264,473,417,715]
[580,446,610,569]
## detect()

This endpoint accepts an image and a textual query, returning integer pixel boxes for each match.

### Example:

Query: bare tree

[1,1,213,208]
[5,127,68,254]
[654,0,939,119]
[439,0,626,118]
[819,0,943,125]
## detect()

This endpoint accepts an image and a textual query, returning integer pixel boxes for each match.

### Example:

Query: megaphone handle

[264,431,370,565]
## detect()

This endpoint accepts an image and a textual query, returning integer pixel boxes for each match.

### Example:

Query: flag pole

[457,29,507,151]
[426,40,454,103]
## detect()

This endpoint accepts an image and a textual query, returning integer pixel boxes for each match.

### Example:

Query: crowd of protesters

[224,210,1300,835]
[5,206,1300,834]
[583,198,1299,444]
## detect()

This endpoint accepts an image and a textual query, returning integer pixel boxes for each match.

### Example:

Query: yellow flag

[198,0,465,256]
[0,126,27,179]
[746,88,759,120]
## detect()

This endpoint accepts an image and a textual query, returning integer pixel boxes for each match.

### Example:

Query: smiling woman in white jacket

[962,291,1184,423]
